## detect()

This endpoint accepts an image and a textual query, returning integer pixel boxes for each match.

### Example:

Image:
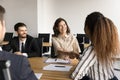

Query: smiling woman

[52,18,81,60]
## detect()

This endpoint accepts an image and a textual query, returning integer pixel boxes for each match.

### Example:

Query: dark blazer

[2,35,40,58]
[0,51,38,80]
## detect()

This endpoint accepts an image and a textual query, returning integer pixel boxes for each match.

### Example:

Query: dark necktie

[21,42,25,53]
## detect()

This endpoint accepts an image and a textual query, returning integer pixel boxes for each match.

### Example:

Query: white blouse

[52,34,81,55]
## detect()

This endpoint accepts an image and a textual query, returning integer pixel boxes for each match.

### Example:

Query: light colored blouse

[71,46,115,80]
[52,34,81,56]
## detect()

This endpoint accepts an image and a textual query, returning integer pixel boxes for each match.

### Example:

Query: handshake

[57,51,79,59]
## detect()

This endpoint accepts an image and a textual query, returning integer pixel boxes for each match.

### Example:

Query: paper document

[114,70,120,79]
[114,60,120,71]
[45,58,70,64]
[35,73,42,79]
[114,54,120,58]
[43,64,72,71]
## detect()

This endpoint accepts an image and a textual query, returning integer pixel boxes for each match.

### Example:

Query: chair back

[76,34,84,43]
[35,38,43,57]
[76,34,90,44]
[38,33,50,42]
[0,60,11,80]
[51,43,56,58]
[76,34,90,54]
[4,32,13,41]
[38,33,50,53]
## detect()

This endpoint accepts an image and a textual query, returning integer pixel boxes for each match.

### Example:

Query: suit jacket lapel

[16,37,20,51]
[24,36,31,52]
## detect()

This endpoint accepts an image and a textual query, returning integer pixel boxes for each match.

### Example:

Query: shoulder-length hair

[0,5,5,23]
[84,12,120,65]
[53,18,70,37]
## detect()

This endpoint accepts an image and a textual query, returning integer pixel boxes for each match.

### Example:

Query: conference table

[29,57,79,80]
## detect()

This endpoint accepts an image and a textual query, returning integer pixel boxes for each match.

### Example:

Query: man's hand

[69,52,79,59]
[14,51,22,55]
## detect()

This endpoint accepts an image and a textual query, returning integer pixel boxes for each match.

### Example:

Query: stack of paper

[114,60,120,71]
[43,64,72,71]
[35,73,42,79]
[114,70,120,79]
[45,58,70,64]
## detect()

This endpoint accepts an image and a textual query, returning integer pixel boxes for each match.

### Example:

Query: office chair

[79,43,84,54]
[76,34,90,54]
[38,33,50,42]
[84,35,90,43]
[4,32,13,41]
[34,38,43,57]
[38,33,50,53]
[76,34,84,43]
[51,43,57,58]
[0,60,11,80]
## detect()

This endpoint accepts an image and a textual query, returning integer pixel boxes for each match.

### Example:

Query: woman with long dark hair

[71,12,120,80]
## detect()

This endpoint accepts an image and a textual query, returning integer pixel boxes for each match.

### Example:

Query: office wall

[1,0,120,36]
[0,0,37,37]
[38,0,120,35]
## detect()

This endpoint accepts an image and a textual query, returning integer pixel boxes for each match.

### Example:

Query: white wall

[38,0,120,35]
[1,0,120,36]
[0,0,37,37]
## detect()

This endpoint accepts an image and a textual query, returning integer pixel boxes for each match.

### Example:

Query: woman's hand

[57,50,79,59]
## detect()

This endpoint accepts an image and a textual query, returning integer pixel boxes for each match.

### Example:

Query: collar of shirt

[58,34,69,39]
[19,38,26,44]
[0,46,2,51]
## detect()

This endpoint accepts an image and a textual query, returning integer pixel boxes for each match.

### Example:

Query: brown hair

[0,5,5,23]
[84,12,120,64]
[53,18,70,37]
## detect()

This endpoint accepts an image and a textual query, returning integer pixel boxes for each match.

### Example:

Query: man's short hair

[0,5,5,22]
[14,22,27,31]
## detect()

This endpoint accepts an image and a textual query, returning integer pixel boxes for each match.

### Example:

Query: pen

[114,68,120,71]
[55,58,57,61]
[55,66,65,67]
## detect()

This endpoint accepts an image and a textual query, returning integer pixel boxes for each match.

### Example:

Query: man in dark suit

[3,22,40,58]
[0,5,38,80]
